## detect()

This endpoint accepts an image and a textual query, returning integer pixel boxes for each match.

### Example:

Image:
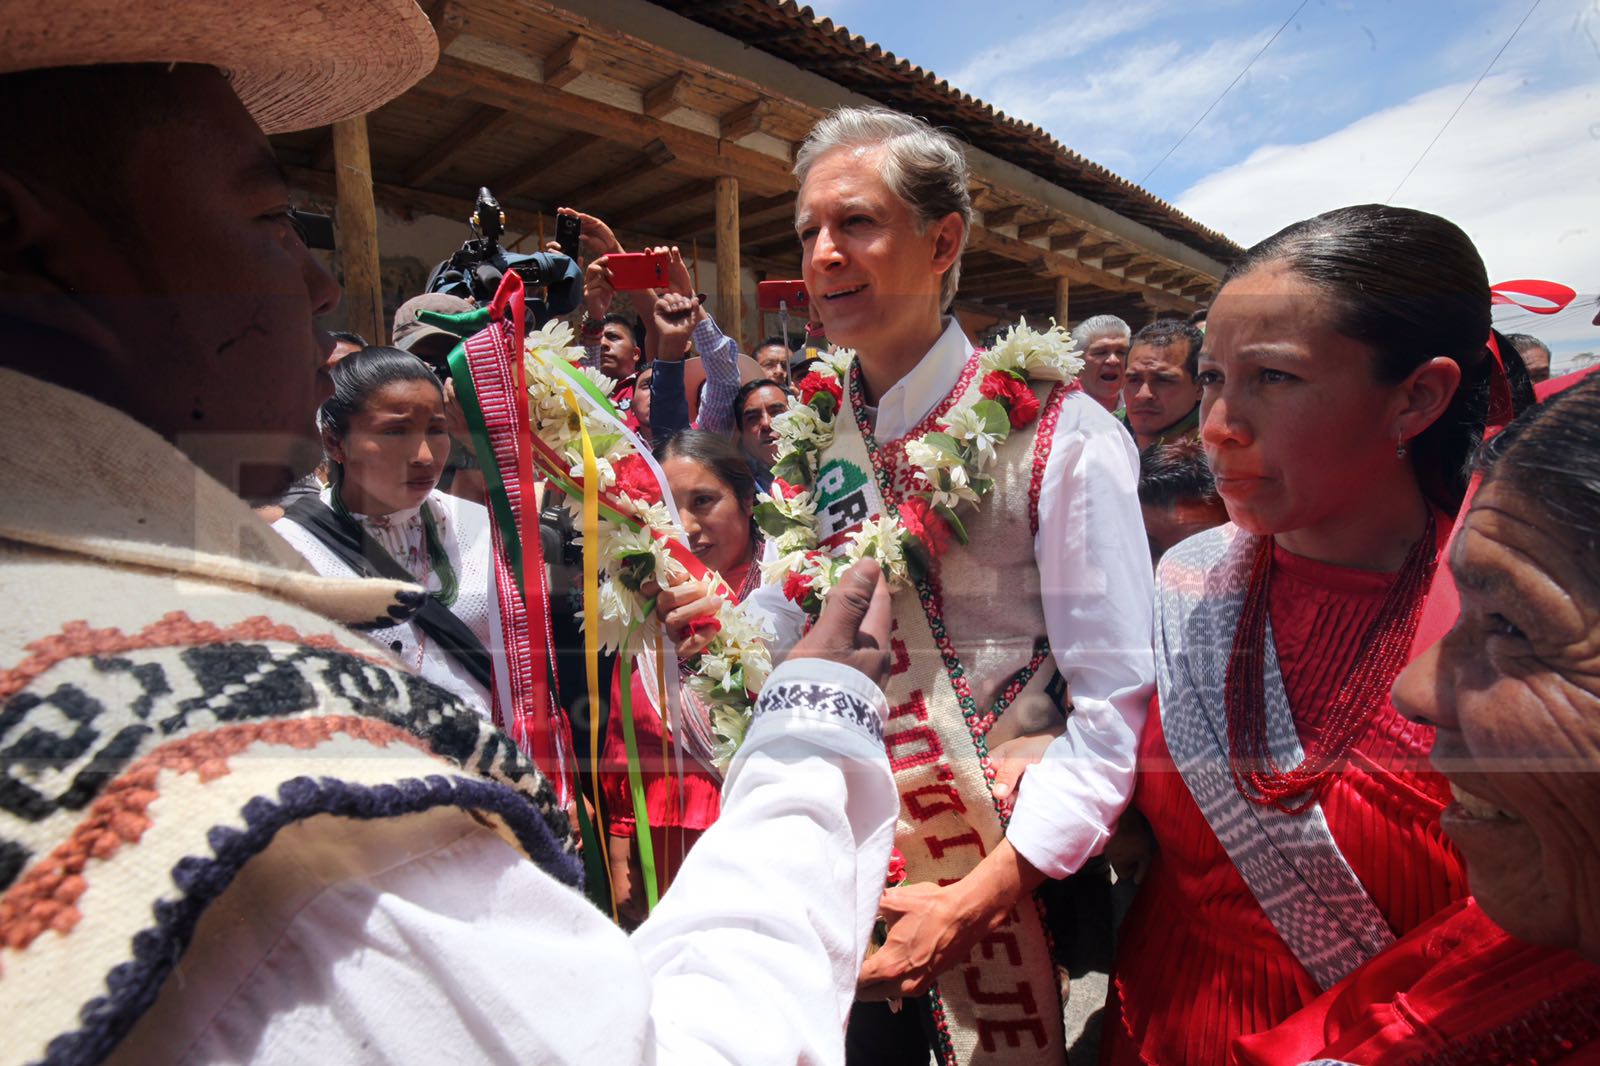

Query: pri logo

[814,458,873,546]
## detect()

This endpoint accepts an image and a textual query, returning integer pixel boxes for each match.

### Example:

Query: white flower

[775,527,816,555]
[980,317,1083,381]
[580,365,617,398]
[944,402,1003,467]
[581,580,639,653]
[570,453,617,493]
[843,515,908,586]
[822,346,856,378]
[772,403,832,451]
[904,437,952,475]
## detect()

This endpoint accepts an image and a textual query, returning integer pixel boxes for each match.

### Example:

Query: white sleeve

[633,657,898,1064]
[1006,396,1156,879]
[170,662,894,1066]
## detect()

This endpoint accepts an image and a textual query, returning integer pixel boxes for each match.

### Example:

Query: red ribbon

[1489,279,1576,314]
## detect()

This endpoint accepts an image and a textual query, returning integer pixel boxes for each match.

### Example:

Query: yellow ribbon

[564,385,617,922]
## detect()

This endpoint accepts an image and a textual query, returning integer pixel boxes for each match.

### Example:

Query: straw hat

[0,0,438,133]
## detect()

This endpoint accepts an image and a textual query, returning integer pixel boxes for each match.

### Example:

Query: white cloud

[947,2,1165,90]
[1175,72,1600,366]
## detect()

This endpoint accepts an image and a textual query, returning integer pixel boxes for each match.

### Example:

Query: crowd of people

[2,1,1597,1065]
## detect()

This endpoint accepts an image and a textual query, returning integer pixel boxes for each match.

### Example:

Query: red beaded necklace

[1225,512,1437,814]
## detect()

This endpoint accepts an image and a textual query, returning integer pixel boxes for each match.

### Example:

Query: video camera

[425,187,582,327]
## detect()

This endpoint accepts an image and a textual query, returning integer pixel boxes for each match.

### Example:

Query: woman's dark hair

[656,430,757,513]
[1223,204,1534,511]
[1476,372,1600,552]
[318,347,443,484]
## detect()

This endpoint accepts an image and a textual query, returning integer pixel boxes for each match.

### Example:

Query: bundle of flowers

[756,319,1082,620]
[522,320,773,767]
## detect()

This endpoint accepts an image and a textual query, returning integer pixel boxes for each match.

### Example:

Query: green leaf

[972,399,1011,438]
[810,391,837,421]
[617,551,656,591]
[772,450,812,486]
[922,432,964,460]
[934,502,970,545]
[754,500,802,535]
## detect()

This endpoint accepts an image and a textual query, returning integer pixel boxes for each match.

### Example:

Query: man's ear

[929,211,965,275]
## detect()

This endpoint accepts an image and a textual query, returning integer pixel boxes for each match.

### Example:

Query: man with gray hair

[679,105,1155,1065]
[1071,314,1132,412]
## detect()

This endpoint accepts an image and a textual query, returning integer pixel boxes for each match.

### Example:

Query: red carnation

[886,847,907,887]
[797,371,843,408]
[684,613,722,640]
[898,495,955,558]
[772,478,805,500]
[979,370,1041,429]
[782,568,814,603]
[612,453,663,505]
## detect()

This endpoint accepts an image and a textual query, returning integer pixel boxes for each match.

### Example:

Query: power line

[1387,0,1543,202]
[1141,0,1312,186]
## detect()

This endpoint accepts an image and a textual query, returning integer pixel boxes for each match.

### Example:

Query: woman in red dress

[603,430,764,925]
[1103,205,1532,1065]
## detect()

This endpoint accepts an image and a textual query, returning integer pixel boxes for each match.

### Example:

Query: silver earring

[1396,435,1407,459]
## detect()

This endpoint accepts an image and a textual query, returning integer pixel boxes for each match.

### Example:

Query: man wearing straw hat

[0,3,900,1062]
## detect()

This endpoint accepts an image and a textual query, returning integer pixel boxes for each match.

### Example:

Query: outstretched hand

[556,206,623,260]
[787,559,893,688]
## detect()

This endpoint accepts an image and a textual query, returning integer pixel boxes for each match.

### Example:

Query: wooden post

[1055,275,1071,328]
[332,117,386,345]
[714,176,741,344]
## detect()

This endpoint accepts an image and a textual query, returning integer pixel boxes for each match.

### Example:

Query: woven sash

[1156,525,1396,991]
[825,371,1065,1065]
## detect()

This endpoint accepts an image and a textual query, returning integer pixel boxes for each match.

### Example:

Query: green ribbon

[618,609,660,914]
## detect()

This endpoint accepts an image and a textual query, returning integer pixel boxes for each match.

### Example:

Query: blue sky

[811,0,1600,366]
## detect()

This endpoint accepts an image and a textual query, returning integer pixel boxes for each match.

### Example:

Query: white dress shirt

[745,317,1156,879]
[107,658,898,1065]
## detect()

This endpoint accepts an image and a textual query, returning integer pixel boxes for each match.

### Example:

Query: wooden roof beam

[968,224,1194,311]
[402,104,519,189]
[424,57,794,193]
[427,0,466,53]
[1101,253,1135,272]
[491,131,601,202]
[643,73,694,119]
[1017,220,1058,240]
[549,139,676,207]
[677,190,794,237]
[721,99,774,141]
[982,205,1028,228]
[1050,230,1087,252]
[544,34,592,90]
[608,179,712,229]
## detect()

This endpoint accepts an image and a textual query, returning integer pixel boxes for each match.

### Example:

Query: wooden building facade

[270,0,1238,348]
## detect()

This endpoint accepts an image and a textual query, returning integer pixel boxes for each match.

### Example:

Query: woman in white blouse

[274,347,497,717]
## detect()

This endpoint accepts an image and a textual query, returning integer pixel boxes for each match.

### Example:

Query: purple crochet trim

[45,772,581,1066]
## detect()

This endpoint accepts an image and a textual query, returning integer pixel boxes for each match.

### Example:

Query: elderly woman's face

[1392,478,1600,959]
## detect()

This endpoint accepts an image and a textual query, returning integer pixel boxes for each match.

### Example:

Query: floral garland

[754,319,1083,618]
[521,320,773,767]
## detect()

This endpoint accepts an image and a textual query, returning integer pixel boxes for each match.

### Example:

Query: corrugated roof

[648,0,1242,264]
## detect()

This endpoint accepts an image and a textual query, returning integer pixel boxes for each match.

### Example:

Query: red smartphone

[758,279,810,312]
[605,251,670,291]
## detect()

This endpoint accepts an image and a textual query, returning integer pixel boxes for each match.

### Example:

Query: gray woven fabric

[1155,524,1396,991]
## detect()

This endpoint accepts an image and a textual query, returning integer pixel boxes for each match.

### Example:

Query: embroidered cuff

[750,658,888,744]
